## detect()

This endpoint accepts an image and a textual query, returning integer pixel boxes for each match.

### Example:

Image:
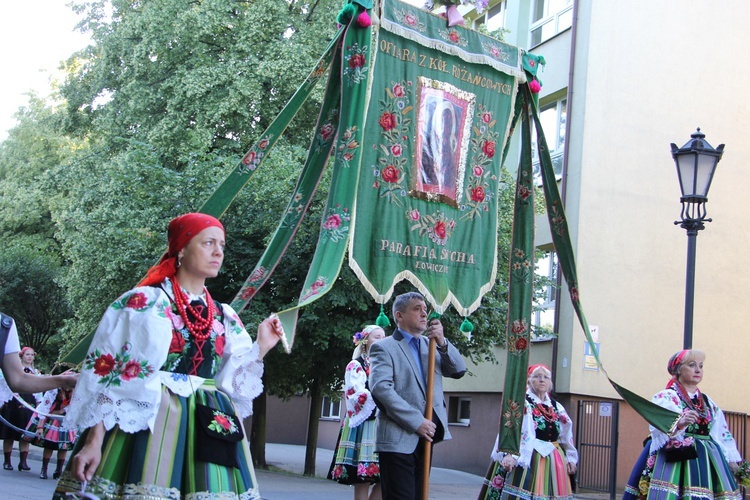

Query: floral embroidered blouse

[63,278,264,434]
[649,386,742,462]
[343,356,376,428]
[492,389,578,469]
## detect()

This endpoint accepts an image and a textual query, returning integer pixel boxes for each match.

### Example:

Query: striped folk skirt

[482,442,573,500]
[52,382,260,499]
[645,436,740,500]
[327,417,380,485]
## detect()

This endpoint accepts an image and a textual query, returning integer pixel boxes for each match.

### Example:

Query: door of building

[575,400,619,499]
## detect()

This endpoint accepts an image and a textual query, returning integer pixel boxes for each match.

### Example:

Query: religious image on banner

[411,77,474,208]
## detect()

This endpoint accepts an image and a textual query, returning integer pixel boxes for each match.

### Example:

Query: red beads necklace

[674,381,706,417]
[170,277,214,341]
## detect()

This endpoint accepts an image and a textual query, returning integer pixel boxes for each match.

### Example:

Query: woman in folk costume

[328,325,386,500]
[1,347,42,472]
[623,349,742,500]
[482,363,578,500]
[24,382,78,479]
[53,213,283,500]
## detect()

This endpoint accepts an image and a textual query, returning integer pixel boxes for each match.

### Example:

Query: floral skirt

[52,381,260,499]
[630,435,740,500]
[482,442,573,500]
[327,416,379,485]
[23,412,78,450]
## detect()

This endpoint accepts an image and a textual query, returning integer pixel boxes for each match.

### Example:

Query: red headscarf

[138,213,224,287]
[527,363,550,378]
[665,349,690,388]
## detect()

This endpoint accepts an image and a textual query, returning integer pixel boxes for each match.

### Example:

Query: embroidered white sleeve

[707,396,743,463]
[517,397,536,468]
[214,303,264,419]
[62,286,172,434]
[344,360,376,429]
[649,389,682,453]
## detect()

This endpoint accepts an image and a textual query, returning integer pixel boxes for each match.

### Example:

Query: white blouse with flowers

[343,357,376,428]
[649,387,742,463]
[491,389,578,469]
[63,279,264,434]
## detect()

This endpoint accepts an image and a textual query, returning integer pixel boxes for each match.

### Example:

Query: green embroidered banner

[349,0,524,315]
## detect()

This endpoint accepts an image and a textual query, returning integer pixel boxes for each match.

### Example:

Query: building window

[321,396,341,420]
[448,396,471,425]
[532,97,566,185]
[530,0,573,46]
[531,251,557,342]
[474,1,507,32]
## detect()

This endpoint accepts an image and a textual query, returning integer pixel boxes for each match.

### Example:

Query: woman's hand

[501,454,516,471]
[567,461,577,474]
[729,461,740,473]
[677,409,699,429]
[71,422,105,482]
[256,315,283,360]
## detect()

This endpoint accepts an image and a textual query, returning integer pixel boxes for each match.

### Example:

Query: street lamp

[671,128,724,349]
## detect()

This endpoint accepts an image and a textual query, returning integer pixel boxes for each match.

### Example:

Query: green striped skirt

[646,435,740,500]
[53,381,260,499]
[481,442,574,500]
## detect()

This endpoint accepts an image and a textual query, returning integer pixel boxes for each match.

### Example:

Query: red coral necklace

[536,402,557,422]
[170,277,214,341]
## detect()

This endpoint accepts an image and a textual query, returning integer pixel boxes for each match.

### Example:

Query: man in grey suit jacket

[369,292,467,499]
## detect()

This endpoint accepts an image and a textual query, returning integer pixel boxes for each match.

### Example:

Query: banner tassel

[375,305,391,328]
[460,317,474,334]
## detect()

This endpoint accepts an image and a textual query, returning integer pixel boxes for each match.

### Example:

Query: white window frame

[320,396,342,420]
[529,0,573,47]
[531,97,566,186]
[531,251,558,342]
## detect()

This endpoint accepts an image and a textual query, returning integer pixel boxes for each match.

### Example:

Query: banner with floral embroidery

[349,0,525,315]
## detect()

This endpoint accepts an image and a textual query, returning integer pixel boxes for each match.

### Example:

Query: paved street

[2,443,612,499]
[1,443,486,499]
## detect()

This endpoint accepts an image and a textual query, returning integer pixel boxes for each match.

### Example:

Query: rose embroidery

[207,409,239,436]
[214,334,226,358]
[126,292,149,310]
[93,353,116,376]
[379,112,397,131]
[381,165,399,183]
[169,330,186,354]
[85,343,154,388]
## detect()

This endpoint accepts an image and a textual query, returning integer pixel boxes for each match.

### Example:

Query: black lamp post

[671,128,724,349]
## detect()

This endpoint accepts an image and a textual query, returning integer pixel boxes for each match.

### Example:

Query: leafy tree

[0,247,72,371]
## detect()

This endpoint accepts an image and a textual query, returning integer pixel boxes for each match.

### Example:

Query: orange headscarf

[138,213,224,287]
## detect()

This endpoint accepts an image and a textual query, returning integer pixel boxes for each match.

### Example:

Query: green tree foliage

[0,247,72,371]
[64,0,339,165]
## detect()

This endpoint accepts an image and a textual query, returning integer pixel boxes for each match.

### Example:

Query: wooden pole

[421,336,437,500]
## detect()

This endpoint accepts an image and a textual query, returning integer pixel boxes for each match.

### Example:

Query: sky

[0,1,89,140]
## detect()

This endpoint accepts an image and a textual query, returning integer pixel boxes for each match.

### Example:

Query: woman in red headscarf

[481,363,578,500]
[623,349,742,499]
[53,213,283,500]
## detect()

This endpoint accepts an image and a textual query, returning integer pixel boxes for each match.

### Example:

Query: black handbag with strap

[194,403,245,468]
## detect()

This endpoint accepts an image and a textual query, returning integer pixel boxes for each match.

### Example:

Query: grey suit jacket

[369,329,466,454]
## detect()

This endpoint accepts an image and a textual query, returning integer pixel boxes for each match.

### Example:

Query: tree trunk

[250,389,268,468]
[304,377,323,477]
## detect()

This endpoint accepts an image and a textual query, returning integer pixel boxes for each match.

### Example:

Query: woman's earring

[176,257,182,268]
